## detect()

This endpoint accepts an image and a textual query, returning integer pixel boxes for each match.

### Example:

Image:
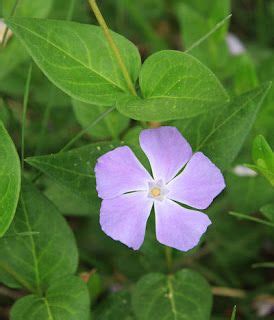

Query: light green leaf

[174,83,271,170]
[117,50,229,121]
[0,181,78,292]
[6,18,141,105]
[72,99,129,139]
[252,135,274,167]
[26,142,123,213]
[260,203,274,222]
[0,0,54,81]
[0,121,20,237]
[2,0,53,18]
[10,276,90,320]
[132,269,212,320]
[247,135,274,186]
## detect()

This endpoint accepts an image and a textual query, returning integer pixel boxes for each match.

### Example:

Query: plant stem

[1,0,20,46]
[164,246,173,273]
[185,14,232,53]
[21,64,32,169]
[60,106,115,153]
[88,0,137,96]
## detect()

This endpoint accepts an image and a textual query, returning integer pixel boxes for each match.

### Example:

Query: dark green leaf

[26,142,123,213]
[0,121,21,236]
[132,269,212,320]
[94,291,134,320]
[0,181,78,292]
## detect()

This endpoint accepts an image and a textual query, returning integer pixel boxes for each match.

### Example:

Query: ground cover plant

[0,0,274,319]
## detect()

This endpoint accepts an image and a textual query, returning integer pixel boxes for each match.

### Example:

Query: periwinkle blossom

[95,126,225,251]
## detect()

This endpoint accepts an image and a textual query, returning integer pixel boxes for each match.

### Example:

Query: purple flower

[95,126,225,251]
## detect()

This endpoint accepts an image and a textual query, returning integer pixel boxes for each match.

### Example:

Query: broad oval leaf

[117,50,229,121]
[0,121,20,237]
[132,269,212,320]
[10,276,90,320]
[72,100,129,139]
[174,83,271,170]
[0,181,78,292]
[6,18,141,105]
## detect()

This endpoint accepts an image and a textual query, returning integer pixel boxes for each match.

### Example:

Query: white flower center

[147,179,169,201]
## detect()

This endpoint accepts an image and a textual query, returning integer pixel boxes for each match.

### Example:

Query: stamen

[150,187,161,197]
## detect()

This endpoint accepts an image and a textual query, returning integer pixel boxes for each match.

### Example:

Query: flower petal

[95,146,152,199]
[139,126,192,183]
[100,192,153,250]
[154,199,211,251]
[168,152,225,210]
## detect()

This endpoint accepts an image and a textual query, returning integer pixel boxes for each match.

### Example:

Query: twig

[88,0,137,96]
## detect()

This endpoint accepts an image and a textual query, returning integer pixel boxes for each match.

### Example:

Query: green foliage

[0,1,273,319]
[6,18,141,105]
[247,135,274,186]
[132,269,212,320]
[10,276,90,320]
[174,83,271,170]
[176,0,230,67]
[26,142,123,213]
[0,121,21,236]
[0,181,78,292]
[72,99,129,139]
[117,50,229,121]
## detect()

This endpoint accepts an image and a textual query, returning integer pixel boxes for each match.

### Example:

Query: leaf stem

[21,64,32,169]
[88,0,137,96]
[60,106,115,153]
[185,14,232,53]
[229,211,274,227]
[164,246,173,274]
[1,0,20,46]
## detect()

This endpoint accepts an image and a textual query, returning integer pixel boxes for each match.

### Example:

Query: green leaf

[6,18,141,105]
[252,135,274,168]
[2,0,53,18]
[10,276,90,320]
[72,99,129,139]
[0,181,78,293]
[26,142,123,213]
[117,50,228,121]
[247,135,274,186]
[0,121,21,237]
[94,291,134,320]
[260,203,274,222]
[0,0,54,81]
[132,269,212,320]
[174,83,271,170]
